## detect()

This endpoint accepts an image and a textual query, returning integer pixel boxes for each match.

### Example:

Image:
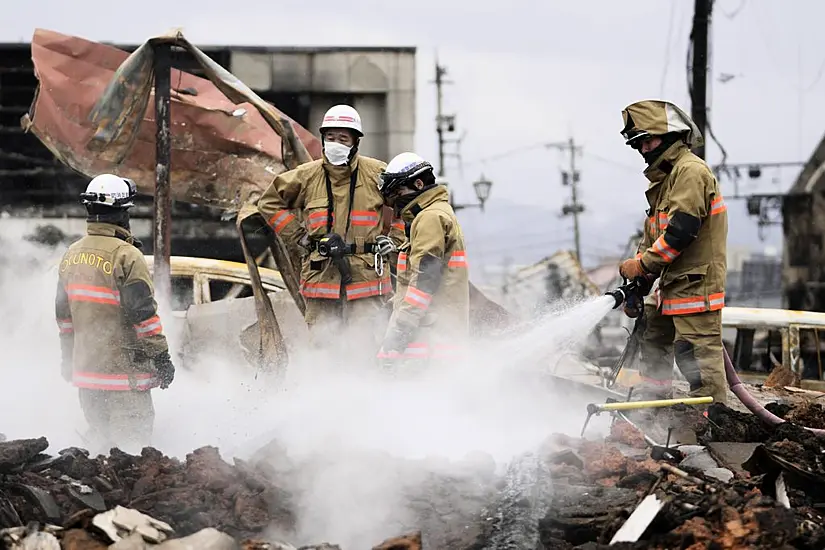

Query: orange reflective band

[72,371,158,391]
[300,281,341,299]
[651,235,679,262]
[404,286,432,309]
[392,221,405,232]
[711,196,727,215]
[134,315,163,339]
[67,284,120,305]
[350,210,380,227]
[346,277,392,300]
[657,212,668,230]
[447,251,468,268]
[708,292,725,310]
[661,292,725,316]
[56,318,73,334]
[269,210,296,234]
[307,210,332,230]
[397,252,407,272]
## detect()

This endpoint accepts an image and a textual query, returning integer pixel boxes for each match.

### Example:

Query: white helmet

[379,152,434,197]
[320,104,363,137]
[81,173,137,208]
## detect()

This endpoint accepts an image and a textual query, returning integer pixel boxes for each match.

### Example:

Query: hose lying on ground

[605,281,825,436]
[723,347,825,437]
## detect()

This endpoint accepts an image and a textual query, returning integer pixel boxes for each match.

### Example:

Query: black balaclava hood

[86,204,131,232]
[393,172,438,216]
[642,132,686,165]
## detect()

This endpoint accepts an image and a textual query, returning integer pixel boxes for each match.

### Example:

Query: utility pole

[548,138,585,263]
[690,0,712,159]
[432,59,455,177]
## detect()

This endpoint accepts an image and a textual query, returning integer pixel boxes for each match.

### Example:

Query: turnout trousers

[638,304,728,405]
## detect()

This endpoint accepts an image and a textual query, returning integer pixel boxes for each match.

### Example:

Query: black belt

[313,241,378,254]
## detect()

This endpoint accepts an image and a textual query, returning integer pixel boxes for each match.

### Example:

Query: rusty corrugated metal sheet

[20,28,322,213]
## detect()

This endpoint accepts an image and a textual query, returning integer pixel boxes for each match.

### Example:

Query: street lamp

[448,173,494,211]
[473,173,493,210]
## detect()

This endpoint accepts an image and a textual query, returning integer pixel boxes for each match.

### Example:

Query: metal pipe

[152,42,172,306]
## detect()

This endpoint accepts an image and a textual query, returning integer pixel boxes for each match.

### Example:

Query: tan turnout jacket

[257,154,406,301]
[383,185,470,358]
[55,223,169,390]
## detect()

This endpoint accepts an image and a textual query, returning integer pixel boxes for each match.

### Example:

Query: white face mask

[324,141,352,166]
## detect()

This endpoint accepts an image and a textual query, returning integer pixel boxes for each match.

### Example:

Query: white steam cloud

[0,224,615,548]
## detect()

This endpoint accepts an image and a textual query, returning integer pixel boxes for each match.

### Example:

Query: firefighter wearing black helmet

[377,152,470,368]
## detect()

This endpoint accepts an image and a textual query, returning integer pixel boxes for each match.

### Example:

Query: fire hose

[605,280,825,437]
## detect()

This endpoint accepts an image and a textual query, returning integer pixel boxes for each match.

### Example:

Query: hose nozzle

[606,287,628,310]
[605,276,654,315]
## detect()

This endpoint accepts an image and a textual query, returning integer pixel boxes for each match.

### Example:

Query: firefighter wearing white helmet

[55,173,175,454]
[377,152,470,370]
[257,105,406,356]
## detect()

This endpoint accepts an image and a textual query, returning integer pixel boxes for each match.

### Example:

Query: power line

[584,152,638,172]
[463,142,548,167]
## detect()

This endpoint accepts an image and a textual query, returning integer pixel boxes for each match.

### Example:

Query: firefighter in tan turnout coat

[617,100,728,404]
[376,152,470,367]
[55,174,175,452]
[257,105,405,354]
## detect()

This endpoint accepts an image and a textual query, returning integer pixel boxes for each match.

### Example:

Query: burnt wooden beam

[152,43,172,305]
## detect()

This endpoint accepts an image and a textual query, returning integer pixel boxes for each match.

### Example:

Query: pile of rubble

[0,436,493,549]
[474,401,825,549]
[0,437,432,549]
[4,400,825,549]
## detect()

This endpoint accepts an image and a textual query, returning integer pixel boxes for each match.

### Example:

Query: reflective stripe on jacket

[636,143,728,316]
[384,185,470,357]
[257,154,405,301]
[55,222,169,390]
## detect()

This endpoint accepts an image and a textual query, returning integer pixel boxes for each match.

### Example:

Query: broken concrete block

[109,533,152,550]
[703,467,734,483]
[676,445,706,457]
[679,449,718,472]
[156,528,239,550]
[92,506,174,544]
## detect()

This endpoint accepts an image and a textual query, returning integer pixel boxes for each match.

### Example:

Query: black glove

[154,351,176,389]
[375,235,397,257]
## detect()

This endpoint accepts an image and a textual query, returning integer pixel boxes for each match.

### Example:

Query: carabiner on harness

[374,252,385,297]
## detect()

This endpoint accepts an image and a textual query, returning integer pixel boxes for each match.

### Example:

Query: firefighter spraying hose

[605,280,825,437]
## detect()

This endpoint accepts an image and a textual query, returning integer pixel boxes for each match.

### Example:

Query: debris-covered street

[3,398,825,548]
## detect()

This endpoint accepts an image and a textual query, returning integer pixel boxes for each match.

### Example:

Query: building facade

[0,42,416,261]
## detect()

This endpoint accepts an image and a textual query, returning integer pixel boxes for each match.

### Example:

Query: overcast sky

[4,0,825,267]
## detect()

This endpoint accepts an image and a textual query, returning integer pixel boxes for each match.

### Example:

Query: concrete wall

[230,48,416,162]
